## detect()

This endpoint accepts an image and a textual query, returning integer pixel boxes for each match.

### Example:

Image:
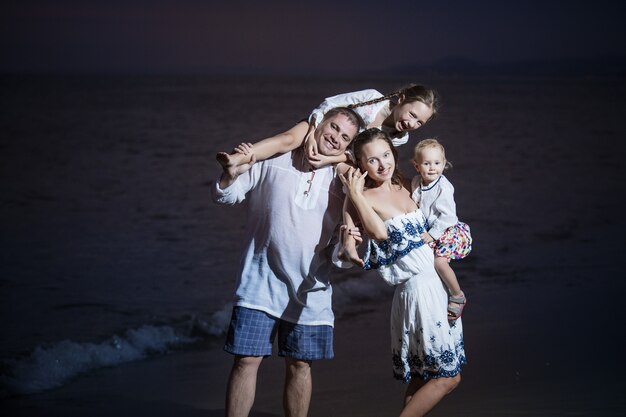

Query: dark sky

[2,0,625,75]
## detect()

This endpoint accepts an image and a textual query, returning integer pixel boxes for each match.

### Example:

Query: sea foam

[0,276,389,397]
[0,305,234,396]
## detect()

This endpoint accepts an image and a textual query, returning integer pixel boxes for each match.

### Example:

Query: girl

[338,129,465,417]
[216,84,439,169]
[411,139,472,321]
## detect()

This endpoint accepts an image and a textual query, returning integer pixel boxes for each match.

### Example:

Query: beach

[3,273,624,416]
[1,75,625,416]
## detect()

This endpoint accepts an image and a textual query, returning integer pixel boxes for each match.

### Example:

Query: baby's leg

[338,198,364,267]
[338,229,362,267]
[434,256,465,318]
[434,257,462,296]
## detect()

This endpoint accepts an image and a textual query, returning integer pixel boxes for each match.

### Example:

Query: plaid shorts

[224,306,334,360]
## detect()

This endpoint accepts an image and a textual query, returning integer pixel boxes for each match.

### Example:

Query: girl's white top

[308,89,410,147]
[410,175,458,240]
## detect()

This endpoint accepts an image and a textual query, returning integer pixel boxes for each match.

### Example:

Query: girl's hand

[307,152,334,169]
[233,142,253,155]
[305,129,319,159]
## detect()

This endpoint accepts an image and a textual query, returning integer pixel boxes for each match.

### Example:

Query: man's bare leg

[283,358,313,417]
[225,355,263,417]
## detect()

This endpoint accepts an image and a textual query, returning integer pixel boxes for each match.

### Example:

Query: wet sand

[3,271,625,417]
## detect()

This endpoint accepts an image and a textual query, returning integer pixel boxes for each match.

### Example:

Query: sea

[1,74,624,397]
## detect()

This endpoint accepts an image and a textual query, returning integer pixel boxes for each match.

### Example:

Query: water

[1,74,624,396]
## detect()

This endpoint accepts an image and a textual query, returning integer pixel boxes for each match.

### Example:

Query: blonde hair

[412,138,453,171]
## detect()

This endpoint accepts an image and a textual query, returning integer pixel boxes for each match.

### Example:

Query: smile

[324,138,337,149]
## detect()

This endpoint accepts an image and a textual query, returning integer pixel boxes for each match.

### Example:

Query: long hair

[348,84,440,122]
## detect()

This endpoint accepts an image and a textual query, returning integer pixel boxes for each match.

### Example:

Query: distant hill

[388,56,626,77]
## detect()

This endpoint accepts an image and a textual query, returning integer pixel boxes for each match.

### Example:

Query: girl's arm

[217,121,310,168]
[308,150,349,168]
[339,168,388,240]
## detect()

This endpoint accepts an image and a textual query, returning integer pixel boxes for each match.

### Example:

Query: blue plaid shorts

[224,306,334,360]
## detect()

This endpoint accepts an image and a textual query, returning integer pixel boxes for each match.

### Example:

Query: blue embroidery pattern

[392,335,467,383]
[364,213,428,270]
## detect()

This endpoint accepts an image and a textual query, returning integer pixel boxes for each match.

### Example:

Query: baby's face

[414,146,445,185]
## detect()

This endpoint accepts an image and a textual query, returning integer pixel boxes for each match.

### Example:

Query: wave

[0,304,234,397]
[0,275,389,397]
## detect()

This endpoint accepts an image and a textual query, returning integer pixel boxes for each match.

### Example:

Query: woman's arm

[340,168,388,240]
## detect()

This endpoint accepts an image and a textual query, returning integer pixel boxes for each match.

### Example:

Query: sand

[2,76,625,417]
[3,272,625,417]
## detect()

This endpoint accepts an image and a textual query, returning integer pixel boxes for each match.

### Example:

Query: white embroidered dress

[364,209,466,382]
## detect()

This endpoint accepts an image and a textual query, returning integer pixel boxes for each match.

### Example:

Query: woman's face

[358,138,396,183]
[391,100,433,132]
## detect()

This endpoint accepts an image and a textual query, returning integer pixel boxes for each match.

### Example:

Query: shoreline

[3,274,625,416]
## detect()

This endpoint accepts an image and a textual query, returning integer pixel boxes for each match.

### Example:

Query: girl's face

[358,138,396,183]
[390,99,433,133]
[414,146,445,185]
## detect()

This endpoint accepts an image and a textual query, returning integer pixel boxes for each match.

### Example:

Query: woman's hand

[338,225,365,267]
[340,224,363,244]
[339,167,368,199]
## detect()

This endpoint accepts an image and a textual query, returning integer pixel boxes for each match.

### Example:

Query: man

[212,107,363,417]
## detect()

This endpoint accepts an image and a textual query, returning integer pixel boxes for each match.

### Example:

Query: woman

[338,128,466,417]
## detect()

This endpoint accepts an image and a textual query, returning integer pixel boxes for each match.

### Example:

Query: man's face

[314,113,358,156]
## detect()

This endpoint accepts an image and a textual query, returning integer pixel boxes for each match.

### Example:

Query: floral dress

[364,209,467,382]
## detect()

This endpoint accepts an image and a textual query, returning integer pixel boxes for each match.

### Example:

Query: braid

[347,91,401,109]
